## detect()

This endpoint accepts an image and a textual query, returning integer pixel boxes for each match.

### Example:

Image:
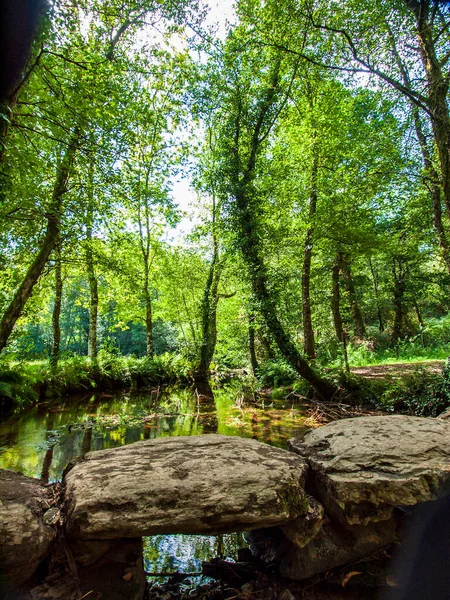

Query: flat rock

[0,470,57,593]
[65,434,308,539]
[289,416,450,525]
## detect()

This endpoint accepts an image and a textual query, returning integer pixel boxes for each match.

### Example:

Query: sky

[168,0,236,243]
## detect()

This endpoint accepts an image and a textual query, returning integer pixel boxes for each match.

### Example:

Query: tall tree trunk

[413,108,450,271]
[50,238,62,370]
[196,250,221,382]
[138,167,154,359]
[144,278,153,358]
[86,162,98,362]
[302,143,318,360]
[138,211,153,358]
[388,20,450,273]
[0,126,80,353]
[369,258,384,333]
[236,185,336,400]
[406,0,450,220]
[0,0,44,161]
[392,258,408,343]
[331,255,349,372]
[249,314,259,376]
[230,56,336,401]
[196,187,231,383]
[341,255,366,338]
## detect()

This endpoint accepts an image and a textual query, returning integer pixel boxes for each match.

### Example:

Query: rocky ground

[4,415,450,600]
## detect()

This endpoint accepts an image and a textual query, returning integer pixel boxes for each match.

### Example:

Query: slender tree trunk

[302,146,318,360]
[331,256,349,372]
[86,162,99,362]
[261,331,276,360]
[249,314,259,376]
[413,109,450,271]
[414,301,426,346]
[144,278,153,358]
[369,258,384,333]
[392,258,408,343]
[196,252,221,381]
[87,257,98,360]
[409,81,450,269]
[85,158,98,361]
[0,127,80,353]
[196,188,228,383]
[341,255,366,338]
[50,238,62,369]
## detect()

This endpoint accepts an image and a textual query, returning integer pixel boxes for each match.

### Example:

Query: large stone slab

[289,416,450,525]
[65,434,308,539]
[0,470,57,593]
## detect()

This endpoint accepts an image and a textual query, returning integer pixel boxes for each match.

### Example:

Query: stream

[0,385,309,580]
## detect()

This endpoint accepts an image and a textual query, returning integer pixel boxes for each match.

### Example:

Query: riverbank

[2,355,450,422]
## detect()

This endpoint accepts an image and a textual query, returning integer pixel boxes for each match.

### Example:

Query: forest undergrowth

[2,346,450,420]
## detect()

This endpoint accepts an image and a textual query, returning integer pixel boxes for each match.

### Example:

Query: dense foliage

[1,0,450,404]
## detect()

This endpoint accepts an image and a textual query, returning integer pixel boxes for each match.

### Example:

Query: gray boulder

[279,518,399,580]
[0,470,57,592]
[289,415,450,525]
[65,434,308,539]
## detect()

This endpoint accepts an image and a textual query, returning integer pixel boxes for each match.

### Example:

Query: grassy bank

[0,353,195,410]
[2,351,450,419]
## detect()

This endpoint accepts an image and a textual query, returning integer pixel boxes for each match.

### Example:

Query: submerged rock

[0,470,57,593]
[64,434,308,539]
[289,415,450,525]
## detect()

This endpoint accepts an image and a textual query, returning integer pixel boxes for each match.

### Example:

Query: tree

[212,23,337,400]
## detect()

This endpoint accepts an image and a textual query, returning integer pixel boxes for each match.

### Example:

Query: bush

[256,359,297,388]
[0,353,197,409]
[0,365,39,407]
[378,364,450,417]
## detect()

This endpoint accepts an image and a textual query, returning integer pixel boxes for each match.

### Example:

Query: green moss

[276,485,308,518]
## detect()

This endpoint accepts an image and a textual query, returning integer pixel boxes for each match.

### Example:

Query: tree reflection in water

[0,386,308,577]
[144,533,247,578]
[0,386,308,480]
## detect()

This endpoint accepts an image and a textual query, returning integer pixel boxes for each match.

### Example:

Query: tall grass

[0,353,196,409]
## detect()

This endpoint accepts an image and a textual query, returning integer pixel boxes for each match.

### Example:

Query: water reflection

[144,533,247,576]
[0,386,308,575]
[0,386,308,481]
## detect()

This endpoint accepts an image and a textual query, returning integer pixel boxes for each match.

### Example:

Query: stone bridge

[2,416,450,599]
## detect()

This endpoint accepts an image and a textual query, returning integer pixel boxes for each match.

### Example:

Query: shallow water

[0,385,308,577]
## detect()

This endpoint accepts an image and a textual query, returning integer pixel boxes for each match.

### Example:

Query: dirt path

[351,360,445,380]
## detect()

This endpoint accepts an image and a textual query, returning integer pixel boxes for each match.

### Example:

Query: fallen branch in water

[288,392,382,423]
